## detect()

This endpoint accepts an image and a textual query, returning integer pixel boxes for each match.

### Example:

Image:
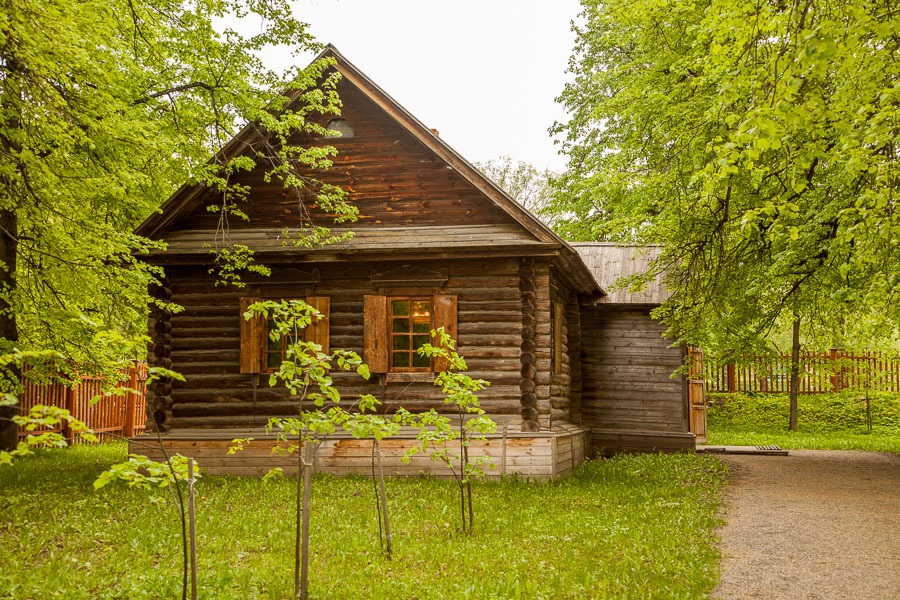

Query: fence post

[64,382,78,442]
[726,363,736,393]
[828,348,844,392]
[123,364,138,438]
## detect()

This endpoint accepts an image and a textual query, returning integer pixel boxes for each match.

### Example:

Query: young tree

[404,329,496,534]
[552,0,899,358]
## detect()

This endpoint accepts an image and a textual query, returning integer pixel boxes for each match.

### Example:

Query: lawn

[707,391,900,453]
[1,443,726,599]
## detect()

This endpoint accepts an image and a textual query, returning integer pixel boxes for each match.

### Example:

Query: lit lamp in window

[390,298,433,370]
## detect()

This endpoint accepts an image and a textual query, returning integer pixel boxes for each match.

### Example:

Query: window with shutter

[240,297,330,373]
[364,293,457,374]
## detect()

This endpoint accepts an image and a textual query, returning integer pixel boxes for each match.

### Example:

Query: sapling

[236,299,382,599]
[404,328,496,534]
[342,394,406,558]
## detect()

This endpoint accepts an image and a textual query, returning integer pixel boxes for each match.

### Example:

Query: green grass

[707,391,900,453]
[1,442,727,599]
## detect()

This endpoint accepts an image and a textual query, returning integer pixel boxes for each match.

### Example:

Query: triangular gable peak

[136,45,600,295]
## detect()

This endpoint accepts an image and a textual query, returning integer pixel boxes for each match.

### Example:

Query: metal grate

[755,445,783,451]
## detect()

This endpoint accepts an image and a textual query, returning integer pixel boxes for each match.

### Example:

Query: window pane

[392,352,410,368]
[412,352,430,368]
[412,335,429,351]
[392,335,410,350]
[392,318,409,333]
[412,320,430,333]
[326,118,354,138]
[267,353,282,369]
[391,301,409,316]
[411,301,430,316]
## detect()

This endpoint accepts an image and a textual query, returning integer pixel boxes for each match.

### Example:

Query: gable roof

[135,45,602,296]
[572,243,669,304]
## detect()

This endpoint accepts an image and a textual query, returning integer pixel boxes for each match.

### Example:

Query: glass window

[389,298,433,371]
[325,118,354,138]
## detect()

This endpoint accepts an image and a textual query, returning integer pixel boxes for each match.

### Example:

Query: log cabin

[130,45,698,479]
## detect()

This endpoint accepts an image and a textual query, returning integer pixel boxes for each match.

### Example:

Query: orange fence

[708,350,900,394]
[16,362,148,443]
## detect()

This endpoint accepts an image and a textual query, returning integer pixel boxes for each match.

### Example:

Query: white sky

[271,0,584,172]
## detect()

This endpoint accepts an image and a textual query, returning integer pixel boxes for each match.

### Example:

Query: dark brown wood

[518,259,539,431]
[306,296,330,353]
[239,297,262,374]
[789,317,801,430]
[433,293,457,372]
[363,294,388,373]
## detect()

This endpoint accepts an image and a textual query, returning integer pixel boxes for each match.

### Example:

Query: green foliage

[93,453,194,493]
[552,0,900,352]
[239,298,402,595]
[708,391,900,452]
[0,0,352,363]
[0,349,93,465]
[1,404,98,466]
[402,328,496,533]
[477,156,558,219]
[0,443,728,599]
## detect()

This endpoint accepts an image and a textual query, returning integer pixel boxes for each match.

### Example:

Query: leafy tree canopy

[477,156,557,220]
[0,0,348,363]
[551,0,899,353]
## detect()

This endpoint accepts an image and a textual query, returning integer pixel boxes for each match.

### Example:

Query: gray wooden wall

[580,306,687,433]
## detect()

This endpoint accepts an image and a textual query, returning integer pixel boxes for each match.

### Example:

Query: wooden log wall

[566,295,583,425]
[580,306,688,434]
[146,278,174,432]
[533,262,552,430]
[161,258,551,431]
[518,259,539,431]
[173,77,519,233]
[548,278,578,427]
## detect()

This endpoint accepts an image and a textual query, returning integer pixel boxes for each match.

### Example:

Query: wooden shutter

[305,296,330,354]
[239,297,263,373]
[432,294,458,372]
[363,295,388,373]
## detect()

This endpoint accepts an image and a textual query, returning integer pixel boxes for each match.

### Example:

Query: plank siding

[130,428,590,481]
[166,78,519,239]
[580,305,690,453]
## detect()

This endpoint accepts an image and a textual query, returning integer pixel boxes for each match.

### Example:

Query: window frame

[387,296,434,373]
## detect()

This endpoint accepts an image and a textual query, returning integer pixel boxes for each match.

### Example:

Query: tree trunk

[789,318,801,431]
[0,206,18,451]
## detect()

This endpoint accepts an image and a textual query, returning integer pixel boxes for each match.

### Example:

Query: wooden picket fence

[708,350,900,394]
[16,362,148,443]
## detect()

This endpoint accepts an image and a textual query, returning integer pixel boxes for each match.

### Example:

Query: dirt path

[713,450,900,600]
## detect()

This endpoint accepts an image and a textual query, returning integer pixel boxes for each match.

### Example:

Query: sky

[266,0,585,172]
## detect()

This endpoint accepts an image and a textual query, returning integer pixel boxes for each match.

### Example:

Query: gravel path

[713,450,900,599]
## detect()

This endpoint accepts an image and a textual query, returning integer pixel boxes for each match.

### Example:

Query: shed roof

[571,243,669,305]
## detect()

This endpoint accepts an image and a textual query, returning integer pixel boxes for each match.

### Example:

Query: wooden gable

[166,74,522,234]
[135,45,602,296]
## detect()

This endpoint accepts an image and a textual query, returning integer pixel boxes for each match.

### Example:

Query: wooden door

[688,347,707,443]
